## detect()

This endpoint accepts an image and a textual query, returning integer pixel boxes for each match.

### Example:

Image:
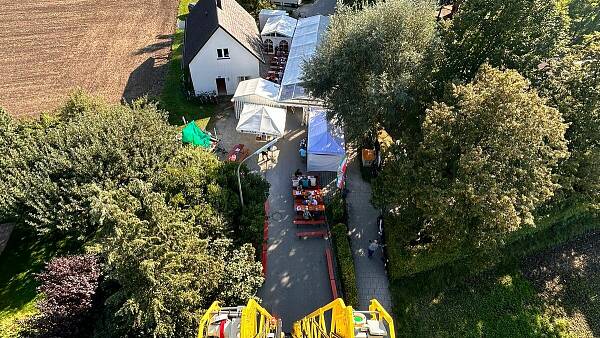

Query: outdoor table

[292,188,322,197]
[291,175,317,187]
[226,144,249,162]
[294,203,325,212]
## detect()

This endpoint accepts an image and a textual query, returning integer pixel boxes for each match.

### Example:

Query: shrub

[0,92,179,240]
[327,192,347,225]
[22,255,101,338]
[217,161,270,249]
[331,223,359,308]
[93,180,264,337]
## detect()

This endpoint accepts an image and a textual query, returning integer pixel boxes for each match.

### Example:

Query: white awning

[236,104,287,137]
[233,78,280,101]
[261,15,298,38]
[259,9,288,16]
[278,15,330,104]
[307,108,345,172]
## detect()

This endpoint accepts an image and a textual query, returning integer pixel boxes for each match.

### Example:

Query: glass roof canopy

[278,15,330,105]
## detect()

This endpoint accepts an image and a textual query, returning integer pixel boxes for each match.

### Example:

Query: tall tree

[0,94,269,337]
[93,180,263,338]
[0,92,179,239]
[539,33,600,208]
[566,0,599,42]
[438,0,570,85]
[374,66,569,253]
[303,0,440,144]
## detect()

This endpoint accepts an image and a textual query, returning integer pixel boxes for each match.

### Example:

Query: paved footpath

[345,157,394,312]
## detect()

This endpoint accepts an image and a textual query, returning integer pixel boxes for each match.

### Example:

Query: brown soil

[0,0,178,117]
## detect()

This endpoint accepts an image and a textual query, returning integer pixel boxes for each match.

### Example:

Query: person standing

[299,147,307,159]
[367,239,381,258]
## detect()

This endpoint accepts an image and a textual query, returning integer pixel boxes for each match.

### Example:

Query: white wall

[234,95,282,117]
[189,28,261,95]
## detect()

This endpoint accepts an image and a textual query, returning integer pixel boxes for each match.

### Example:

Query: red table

[227,144,249,162]
[294,202,325,212]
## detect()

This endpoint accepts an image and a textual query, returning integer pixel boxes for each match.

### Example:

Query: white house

[258,9,288,31]
[261,15,297,54]
[183,0,264,96]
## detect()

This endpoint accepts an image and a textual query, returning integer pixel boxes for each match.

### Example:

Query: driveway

[294,0,336,17]
[213,108,332,331]
[258,111,331,332]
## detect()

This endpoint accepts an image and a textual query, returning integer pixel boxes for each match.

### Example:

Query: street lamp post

[237,137,281,208]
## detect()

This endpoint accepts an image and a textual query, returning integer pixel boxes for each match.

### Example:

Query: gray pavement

[345,156,394,312]
[293,0,336,17]
[257,110,332,332]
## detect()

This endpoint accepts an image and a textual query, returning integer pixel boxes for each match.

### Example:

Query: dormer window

[217,48,229,59]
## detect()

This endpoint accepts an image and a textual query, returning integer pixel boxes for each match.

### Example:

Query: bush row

[326,192,347,225]
[331,223,359,308]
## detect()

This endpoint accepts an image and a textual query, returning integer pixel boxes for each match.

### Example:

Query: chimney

[216,0,222,9]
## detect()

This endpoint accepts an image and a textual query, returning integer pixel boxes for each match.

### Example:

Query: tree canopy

[0,93,268,337]
[94,179,263,337]
[566,0,599,42]
[437,0,570,84]
[538,33,600,208]
[0,93,179,239]
[303,0,440,144]
[374,66,568,253]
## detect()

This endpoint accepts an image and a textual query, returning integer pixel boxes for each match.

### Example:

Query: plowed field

[0,0,178,117]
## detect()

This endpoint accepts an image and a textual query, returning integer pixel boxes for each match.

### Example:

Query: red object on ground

[293,217,327,226]
[262,201,270,275]
[226,144,250,162]
[325,248,338,299]
[296,230,329,238]
[219,319,226,338]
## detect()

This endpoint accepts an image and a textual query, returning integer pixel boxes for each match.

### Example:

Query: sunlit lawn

[160,0,216,128]
[0,227,65,338]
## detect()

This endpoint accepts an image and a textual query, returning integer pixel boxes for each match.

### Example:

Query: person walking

[367,239,382,258]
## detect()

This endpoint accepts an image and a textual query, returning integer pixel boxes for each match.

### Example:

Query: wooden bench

[293,217,327,226]
[325,248,338,299]
[296,230,329,238]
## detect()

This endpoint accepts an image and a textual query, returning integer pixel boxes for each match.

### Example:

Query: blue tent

[307,109,345,172]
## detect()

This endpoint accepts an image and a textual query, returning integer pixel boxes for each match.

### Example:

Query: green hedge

[326,192,347,225]
[331,223,359,308]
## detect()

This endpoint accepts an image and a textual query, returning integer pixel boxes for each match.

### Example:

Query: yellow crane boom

[198,298,394,338]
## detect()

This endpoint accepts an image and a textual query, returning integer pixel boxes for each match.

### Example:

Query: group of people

[299,138,307,159]
[294,169,312,188]
[293,169,322,220]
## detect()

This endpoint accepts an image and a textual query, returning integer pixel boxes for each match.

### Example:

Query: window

[278,40,289,53]
[264,39,273,54]
[238,76,251,82]
[217,48,229,59]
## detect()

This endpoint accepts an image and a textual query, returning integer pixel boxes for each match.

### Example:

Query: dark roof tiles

[183,0,263,68]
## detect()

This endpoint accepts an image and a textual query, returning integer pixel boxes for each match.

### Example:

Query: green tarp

[182,121,212,148]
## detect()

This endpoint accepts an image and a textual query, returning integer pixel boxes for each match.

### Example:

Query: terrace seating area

[265,49,289,84]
